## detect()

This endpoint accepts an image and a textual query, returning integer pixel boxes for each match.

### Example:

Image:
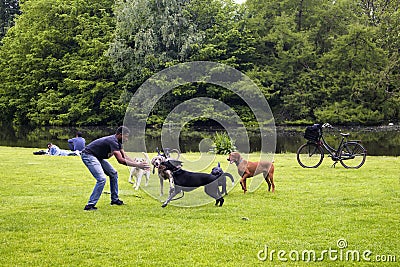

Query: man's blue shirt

[68,137,86,151]
[83,135,121,159]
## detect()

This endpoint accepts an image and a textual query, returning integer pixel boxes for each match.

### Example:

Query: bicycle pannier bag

[304,124,322,142]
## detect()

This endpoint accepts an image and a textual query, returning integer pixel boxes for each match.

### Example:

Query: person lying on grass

[47,143,78,156]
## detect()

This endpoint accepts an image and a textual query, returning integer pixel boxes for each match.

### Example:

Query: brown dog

[227,152,275,193]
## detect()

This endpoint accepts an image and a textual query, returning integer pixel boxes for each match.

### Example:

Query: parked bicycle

[296,123,367,169]
[156,147,181,160]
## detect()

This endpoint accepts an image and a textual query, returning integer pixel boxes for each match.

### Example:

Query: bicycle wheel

[166,148,180,160]
[339,142,366,169]
[296,143,324,168]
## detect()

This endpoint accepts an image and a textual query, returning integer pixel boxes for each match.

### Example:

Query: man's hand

[113,150,150,169]
[134,161,150,170]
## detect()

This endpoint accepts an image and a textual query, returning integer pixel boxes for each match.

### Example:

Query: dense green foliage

[212,131,237,154]
[0,0,120,126]
[0,0,399,126]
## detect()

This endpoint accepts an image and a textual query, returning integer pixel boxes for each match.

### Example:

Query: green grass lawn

[0,146,398,266]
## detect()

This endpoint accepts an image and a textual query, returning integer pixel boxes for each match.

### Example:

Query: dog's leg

[268,164,275,192]
[240,177,246,193]
[220,176,227,195]
[144,172,150,186]
[219,173,234,195]
[135,172,142,190]
[204,181,224,206]
[128,169,134,185]
[264,173,271,191]
[161,170,175,206]
[216,197,224,206]
[240,174,250,193]
[240,169,252,193]
[204,180,221,199]
[161,190,175,207]
[143,152,151,187]
[162,187,181,208]
[159,175,164,196]
[263,164,275,192]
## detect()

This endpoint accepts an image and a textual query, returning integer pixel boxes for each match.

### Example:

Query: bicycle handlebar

[322,123,347,135]
[322,123,333,128]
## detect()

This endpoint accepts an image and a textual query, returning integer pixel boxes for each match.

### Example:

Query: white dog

[128,152,151,190]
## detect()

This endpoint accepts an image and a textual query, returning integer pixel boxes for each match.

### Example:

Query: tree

[108,0,203,89]
[1,0,399,127]
[0,0,117,126]
[244,0,399,124]
[312,1,399,124]
[0,0,19,41]
[109,0,259,125]
[244,0,322,122]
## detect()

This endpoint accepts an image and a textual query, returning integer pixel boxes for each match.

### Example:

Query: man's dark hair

[76,131,82,137]
[116,126,130,135]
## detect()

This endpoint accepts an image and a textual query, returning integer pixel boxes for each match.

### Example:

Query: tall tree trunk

[297,0,305,31]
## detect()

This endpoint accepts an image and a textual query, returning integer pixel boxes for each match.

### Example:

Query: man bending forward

[81,126,149,211]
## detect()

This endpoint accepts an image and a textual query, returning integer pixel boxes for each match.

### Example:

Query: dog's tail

[221,173,235,186]
[142,152,151,164]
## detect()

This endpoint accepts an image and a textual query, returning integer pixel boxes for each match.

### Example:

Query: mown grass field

[0,146,399,266]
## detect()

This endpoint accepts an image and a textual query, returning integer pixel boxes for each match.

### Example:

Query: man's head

[76,131,82,137]
[116,126,130,143]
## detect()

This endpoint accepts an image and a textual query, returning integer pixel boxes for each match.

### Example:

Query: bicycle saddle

[340,133,350,137]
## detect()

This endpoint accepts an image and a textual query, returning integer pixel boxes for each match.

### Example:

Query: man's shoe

[84,204,97,211]
[110,199,124,205]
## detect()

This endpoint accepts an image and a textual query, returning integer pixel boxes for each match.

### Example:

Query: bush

[211,132,236,155]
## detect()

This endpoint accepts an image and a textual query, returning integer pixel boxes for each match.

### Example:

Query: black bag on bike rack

[304,124,322,142]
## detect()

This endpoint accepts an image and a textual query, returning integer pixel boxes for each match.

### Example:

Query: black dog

[160,161,228,207]
[211,162,234,195]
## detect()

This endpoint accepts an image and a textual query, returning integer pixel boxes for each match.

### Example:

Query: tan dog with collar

[227,152,275,193]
